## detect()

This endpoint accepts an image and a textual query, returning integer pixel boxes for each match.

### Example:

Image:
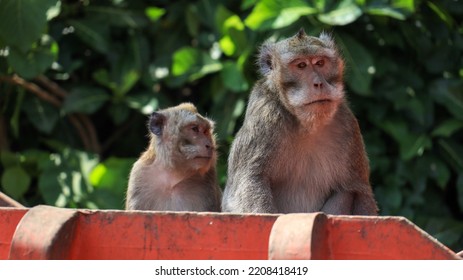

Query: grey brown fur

[222,29,378,215]
[126,103,221,211]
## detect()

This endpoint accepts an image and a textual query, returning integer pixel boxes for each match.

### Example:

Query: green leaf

[403,135,431,161]
[432,119,463,138]
[427,1,454,27]
[119,70,140,97]
[380,120,431,160]
[1,166,30,200]
[189,52,223,81]
[216,5,235,35]
[38,165,67,206]
[366,7,407,20]
[7,38,57,79]
[172,47,201,76]
[430,79,463,121]
[219,36,236,56]
[393,0,415,12]
[22,96,59,134]
[126,91,159,115]
[96,68,141,97]
[68,19,110,53]
[429,159,450,190]
[93,34,145,97]
[93,69,115,89]
[90,157,134,195]
[216,7,248,57]
[145,7,166,22]
[337,34,374,95]
[221,61,249,92]
[63,87,110,114]
[365,0,415,20]
[0,151,20,168]
[318,0,362,26]
[85,6,148,28]
[439,139,463,172]
[0,0,57,52]
[242,0,259,10]
[108,102,130,125]
[38,149,98,207]
[273,6,317,28]
[245,0,316,30]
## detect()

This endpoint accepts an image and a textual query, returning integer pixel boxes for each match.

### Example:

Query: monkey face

[259,29,345,127]
[149,103,216,174]
[178,120,215,168]
[280,52,344,125]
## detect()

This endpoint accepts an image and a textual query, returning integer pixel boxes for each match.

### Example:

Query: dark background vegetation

[1,0,462,252]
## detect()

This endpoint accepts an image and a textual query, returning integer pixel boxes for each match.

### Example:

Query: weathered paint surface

[0,207,28,259]
[268,213,460,260]
[9,206,78,259]
[68,210,278,260]
[0,206,461,260]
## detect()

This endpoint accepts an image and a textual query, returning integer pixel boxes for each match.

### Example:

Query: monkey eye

[191,126,200,133]
[314,59,325,67]
[297,62,307,69]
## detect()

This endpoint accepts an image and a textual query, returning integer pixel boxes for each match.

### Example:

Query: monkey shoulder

[243,83,293,134]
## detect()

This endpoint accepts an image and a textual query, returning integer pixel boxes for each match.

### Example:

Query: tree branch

[0,75,101,153]
[34,75,68,99]
[0,75,61,107]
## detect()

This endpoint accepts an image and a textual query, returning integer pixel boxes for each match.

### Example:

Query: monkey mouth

[306,99,332,106]
[194,156,212,160]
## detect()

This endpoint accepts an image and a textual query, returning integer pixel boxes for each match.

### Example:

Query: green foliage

[0,0,462,252]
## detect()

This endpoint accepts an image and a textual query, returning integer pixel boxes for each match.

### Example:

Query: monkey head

[258,29,345,128]
[149,103,216,174]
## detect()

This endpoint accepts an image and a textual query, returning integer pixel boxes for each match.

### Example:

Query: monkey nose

[314,83,323,88]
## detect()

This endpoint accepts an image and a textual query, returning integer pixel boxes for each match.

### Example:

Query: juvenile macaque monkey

[126,103,221,211]
[222,29,378,215]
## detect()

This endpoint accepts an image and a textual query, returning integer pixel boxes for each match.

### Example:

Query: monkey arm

[222,90,285,213]
[222,127,279,213]
[222,175,278,213]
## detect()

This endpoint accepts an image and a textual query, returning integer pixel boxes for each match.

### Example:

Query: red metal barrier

[1,205,461,260]
[8,206,278,260]
[268,213,459,260]
[0,207,28,259]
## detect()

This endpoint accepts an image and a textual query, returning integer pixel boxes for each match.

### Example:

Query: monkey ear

[296,28,307,39]
[208,118,215,130]
[149,112,166,136]
[319,31,335,49]
[257,41,274,76]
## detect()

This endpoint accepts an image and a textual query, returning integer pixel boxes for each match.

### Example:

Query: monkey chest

[164,186,212,211]
[268,146,347,213]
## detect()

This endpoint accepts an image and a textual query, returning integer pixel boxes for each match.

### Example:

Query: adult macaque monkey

[222,29,378,215]
[126,103,221,211]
